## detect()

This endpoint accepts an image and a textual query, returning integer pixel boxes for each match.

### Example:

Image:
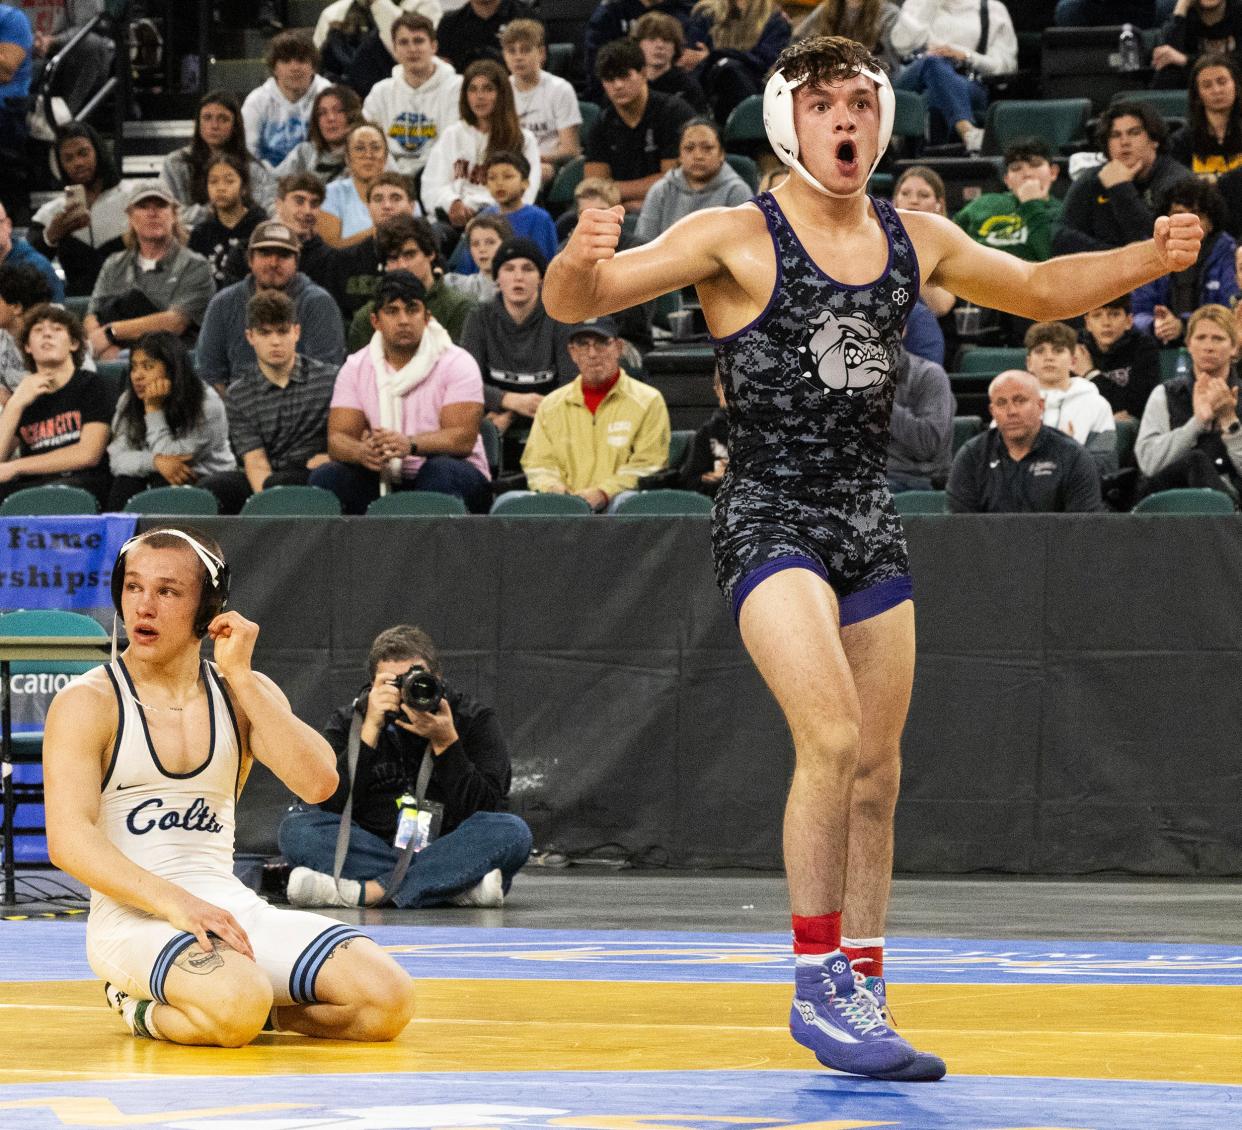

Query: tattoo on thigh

[327,938,356,961]
[175,939,232,975]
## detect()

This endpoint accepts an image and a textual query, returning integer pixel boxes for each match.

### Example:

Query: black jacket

[320,685,511,842]
[1085,327,1160,419]
[1053,154,1193,255]
[948,425,1105,513]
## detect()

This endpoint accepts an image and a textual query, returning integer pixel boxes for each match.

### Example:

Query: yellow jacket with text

[521,369,671,498]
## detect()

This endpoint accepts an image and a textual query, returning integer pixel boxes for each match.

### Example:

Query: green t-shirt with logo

[953,192,1063,263]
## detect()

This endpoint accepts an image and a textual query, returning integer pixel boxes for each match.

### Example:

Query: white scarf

[369,319,453,488]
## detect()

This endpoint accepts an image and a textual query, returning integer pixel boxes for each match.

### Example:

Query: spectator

[635,118,751,244]
[632,11,709,115]
[85,185,215,360]
[19,0,113,114]
[0,3,32,224]
[1134,179,1238,345]
[362,13,462,177]
[334,171,423,320]
[886,346,955,492]
[680,0,792,125]
[435,0,535,72]
[278,623,532,910]
[0,262,49,393]
[1054,101,1194,255]
[461,236,573,436]
[242,31,331,172]
[196,220,346,390]
[792,0,901,75]
[319,122,395,246]
[891,0,1019,152]
[479,151,557,261]
[314,0,444,86]
[892,166,955,344]
[310,270,492,512]
[585,39,694,214]
[105,331,235,511]
[584,0,694,101]
[556,177,657,349]
[0,199,63,303]
[161,91,277,229]
[1025,320,1117,473]
[519,315,670,511]
[1151,0,1242,90]
[678,368,728,496]
[275,84,365,183]
[503,18,582,187]
[1169,54,1242,179]
[442,212,510,301]
[28,123,126,298]
[420,59,542,230]
[1135,302,1242,499]
[348,214,477,350]
[188,154,269,288]
[198,290,340,514]
[953,137,1063,261]
[948,370,1105,512]
[0,303,110,504]
[1078,294,1161,421]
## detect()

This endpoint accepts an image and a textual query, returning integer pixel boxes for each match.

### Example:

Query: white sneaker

[287,866,361,908]
[961,125,985,153]
[448,868,504,908]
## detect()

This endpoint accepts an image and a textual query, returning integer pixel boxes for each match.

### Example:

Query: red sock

[791,912,842,955]
[842,943,884,977]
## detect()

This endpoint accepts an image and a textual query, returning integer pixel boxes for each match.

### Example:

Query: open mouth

[835,139,858,172]
[132,625,159,644]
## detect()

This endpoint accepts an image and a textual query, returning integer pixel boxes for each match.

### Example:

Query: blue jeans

[277,806,533,908]
[308,455,492,514]
[896,54,987,132]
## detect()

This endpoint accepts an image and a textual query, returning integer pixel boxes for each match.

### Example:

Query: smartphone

[64,184,87,211]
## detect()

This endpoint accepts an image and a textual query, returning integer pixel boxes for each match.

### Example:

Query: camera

[394,666,445,715]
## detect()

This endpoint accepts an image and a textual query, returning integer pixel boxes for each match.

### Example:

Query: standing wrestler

[43,526,415,1047]
[543,36,1202,1081]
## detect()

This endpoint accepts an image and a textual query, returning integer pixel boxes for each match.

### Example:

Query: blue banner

[0,514,137,615]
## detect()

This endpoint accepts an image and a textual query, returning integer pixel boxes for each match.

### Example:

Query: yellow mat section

[0,979,1238,1086]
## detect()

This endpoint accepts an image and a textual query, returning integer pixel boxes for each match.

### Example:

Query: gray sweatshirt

[887,351,955,481]
[634,163,753,244]
[1136,382,1242,477]
[107,385,236,478]
[160,148,278,229]
[460,298,576,412]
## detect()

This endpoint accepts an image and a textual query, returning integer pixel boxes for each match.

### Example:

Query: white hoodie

[890,0,1018,76]
[363,58,463,175]
[419,120,542,216]
[242,74,332,170]
[1042,376,1116,470]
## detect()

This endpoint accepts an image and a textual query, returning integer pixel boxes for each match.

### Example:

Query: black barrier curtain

[167,516,1242,877]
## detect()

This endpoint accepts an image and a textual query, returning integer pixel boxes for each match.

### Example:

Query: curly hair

[772,35,880,89]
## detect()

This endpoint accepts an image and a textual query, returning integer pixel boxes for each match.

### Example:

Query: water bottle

[1175,349,1191,381]
[1118,24,1141,73]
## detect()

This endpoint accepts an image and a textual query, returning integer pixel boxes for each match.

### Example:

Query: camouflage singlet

[711,191,919,624]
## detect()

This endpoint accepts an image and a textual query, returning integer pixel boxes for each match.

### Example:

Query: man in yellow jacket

[520,316,671,511]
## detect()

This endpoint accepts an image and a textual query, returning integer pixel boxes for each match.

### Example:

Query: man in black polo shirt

[435,0,537,71]
[584,38,694,214]
[948,370,1104,513]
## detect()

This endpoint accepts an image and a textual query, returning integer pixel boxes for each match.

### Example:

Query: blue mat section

[6,921,1242,985]
[0,1071,1238,1129]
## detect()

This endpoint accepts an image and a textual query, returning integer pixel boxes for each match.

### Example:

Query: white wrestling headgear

[763,61,895,199]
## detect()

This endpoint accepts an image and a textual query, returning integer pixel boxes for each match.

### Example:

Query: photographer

[278,625,532,909]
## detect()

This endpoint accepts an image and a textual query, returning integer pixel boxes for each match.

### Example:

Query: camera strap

[332,708,434,907]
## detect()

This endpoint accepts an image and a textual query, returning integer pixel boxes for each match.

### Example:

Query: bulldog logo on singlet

[799,309,891,392]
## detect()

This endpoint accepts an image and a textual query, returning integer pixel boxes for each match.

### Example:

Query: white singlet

[85,657,363,1006]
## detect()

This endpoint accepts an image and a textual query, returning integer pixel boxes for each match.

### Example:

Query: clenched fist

[566,204,625,267]
[1154,212,1203,273]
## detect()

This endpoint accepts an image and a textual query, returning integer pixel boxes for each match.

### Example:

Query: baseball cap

[568,315,619,341]
[248,220,301,254]
[491,237,548,280]
[126,183,177,209]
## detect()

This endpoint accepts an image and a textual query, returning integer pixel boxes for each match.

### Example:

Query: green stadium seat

[546,42,574,79]
[240,485,341,516]
[957,346,1027,374]
[490,492,592,515]
[63,295,90,319]
[983,98,1091,155]
[614,489,713,515]
[1158,348,1188,381]
[725,152,759,192]
[669,429,694,467]
[1112,89,1189,120]
[0,485,99,515]
[207,58,269,95]
[123,485,219,515]
[366,491,467,516]
[893,88,927,144]
[479,416,501,474]
[1132,488,1235,514]
[578,100,600,141]
[1114,417,1139,468]
[548,155,586,209]
[892,490,948,515]
[952,415,983,454]
[724,94,765,147]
